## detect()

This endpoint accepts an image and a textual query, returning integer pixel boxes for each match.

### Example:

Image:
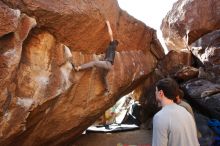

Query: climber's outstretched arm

[106,20,114,42]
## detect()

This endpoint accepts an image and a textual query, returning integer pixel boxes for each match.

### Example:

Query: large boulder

[0,0,164,145]
[157,50,193,77]
[174,66,199,82]
[2,0,165,56]
[182,79,220,120]
[161,0,220,51]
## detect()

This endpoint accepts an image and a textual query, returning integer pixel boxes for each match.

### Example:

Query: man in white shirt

[152,78,199,146]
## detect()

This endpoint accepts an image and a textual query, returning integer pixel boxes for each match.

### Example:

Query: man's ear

[159,90,164,97]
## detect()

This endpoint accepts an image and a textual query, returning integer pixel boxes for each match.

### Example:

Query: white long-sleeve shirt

[152,103,199,146]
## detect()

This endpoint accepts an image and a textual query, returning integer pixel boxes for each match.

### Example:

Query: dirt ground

[73,129,152,146]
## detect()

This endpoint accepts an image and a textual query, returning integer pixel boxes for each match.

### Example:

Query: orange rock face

[0,1,20,37]
[157,50,193,76]
[2,0,157,54]
[161,0,220,51]
[0,0,164,145]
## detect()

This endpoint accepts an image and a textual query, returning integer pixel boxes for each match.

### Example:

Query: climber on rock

[74,20,119,94]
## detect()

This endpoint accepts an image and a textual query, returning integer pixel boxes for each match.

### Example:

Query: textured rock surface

[191,30,220,67]
[0,13,37,145]
[157,50,192,77]
[182,79,220,99]
[0,13,36,116]
[0,1,20,37]
[2,0,163,55]
[161,0,220,51]
[0,0,163,145]
[174,66,199,81]
[182,79,220,120]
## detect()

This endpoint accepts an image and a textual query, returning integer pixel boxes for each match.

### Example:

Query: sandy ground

[73,129,152,146]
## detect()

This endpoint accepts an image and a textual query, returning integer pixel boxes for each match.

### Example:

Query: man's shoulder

[153,110,170,128]
[153,109,166,121]
[177,101,192,112]
[179,100,192,108]
[154,104,188,118]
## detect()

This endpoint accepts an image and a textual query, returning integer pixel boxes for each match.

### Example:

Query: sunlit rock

[161,0,220,51]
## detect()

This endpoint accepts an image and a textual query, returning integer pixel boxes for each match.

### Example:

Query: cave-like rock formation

[0,0,164,145]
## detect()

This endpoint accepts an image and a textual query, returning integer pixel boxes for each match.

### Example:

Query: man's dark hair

[156,78,180,100]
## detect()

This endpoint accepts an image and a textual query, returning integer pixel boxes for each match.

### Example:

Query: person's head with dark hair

[155,78,180,107]
[174,89,184,104]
